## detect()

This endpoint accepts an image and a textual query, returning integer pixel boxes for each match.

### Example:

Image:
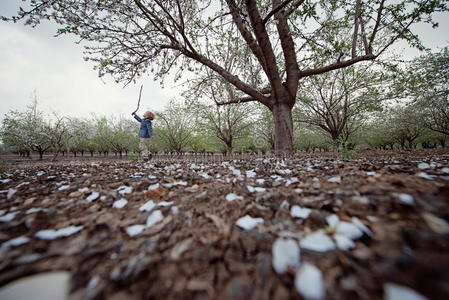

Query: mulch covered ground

[0,150,448,300]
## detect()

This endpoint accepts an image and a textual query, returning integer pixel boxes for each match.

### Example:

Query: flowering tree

[0,100,53,160]
[401,48,449,135]
[157,100,194,153]
[193,102,256,154]
[5,0,447,154]
[295,66,387,151]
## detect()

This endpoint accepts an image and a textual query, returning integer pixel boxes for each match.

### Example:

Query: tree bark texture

[272,102,294,155]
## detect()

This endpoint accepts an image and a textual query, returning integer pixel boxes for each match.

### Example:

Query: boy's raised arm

[133,114,142,122]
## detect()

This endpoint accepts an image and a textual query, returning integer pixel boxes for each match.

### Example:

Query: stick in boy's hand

[132,84,143,116]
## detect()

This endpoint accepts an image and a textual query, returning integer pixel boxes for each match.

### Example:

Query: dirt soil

[1,150,449,300]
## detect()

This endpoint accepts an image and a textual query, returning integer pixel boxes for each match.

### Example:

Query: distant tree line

[1,50,448,159]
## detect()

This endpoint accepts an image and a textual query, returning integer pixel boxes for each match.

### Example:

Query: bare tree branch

[352,0,361,58]
[286,0,306,17]
[299,54,376,78]
[368,0,385,54]
[262,0,295,24]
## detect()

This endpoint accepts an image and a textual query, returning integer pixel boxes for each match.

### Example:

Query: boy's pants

[139,138,151,158]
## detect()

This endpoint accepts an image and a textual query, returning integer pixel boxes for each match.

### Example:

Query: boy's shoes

[148,153,153,160]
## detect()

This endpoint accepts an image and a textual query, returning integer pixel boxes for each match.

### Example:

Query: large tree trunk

[225,138,233,155]
[272,103,293,156]
[332,138,339,152]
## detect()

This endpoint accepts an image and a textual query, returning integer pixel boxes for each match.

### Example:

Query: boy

[132,111,154,161]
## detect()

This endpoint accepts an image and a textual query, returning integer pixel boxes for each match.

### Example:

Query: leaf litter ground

[0,150,448,300]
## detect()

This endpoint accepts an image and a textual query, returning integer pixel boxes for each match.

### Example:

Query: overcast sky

[0,1,448,120]
[0,1,179,120]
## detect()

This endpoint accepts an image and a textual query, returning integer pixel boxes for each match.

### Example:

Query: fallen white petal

[157,201,173,207]
[367,216,379,222]
[86,192,100,202]
[417,162,430,170]
[86,275,100,297]
[328,176,341,183]
[139,200,156,212]
[351,217,373,237]
[286,177,299,186]
[1,236,30,249]
[58,185,70,191]
[295,263,326,300]
[422,212,449,234]
[256,179,265,185]
[126,224,145,237]
[278,169,292,175]
[254,187,266,192]
[417,172,435,180]
[337,221,364,240]
[300,231,336,252]
[384,283,428,300]
[334,234,355,251]
[326,214,340,228]
[366,171,376,176]
[229,167,241,177]
[148,183,160,190]
[295,188,304,194]
[171,206,179,214]
[246,170,257,178]
[396,193,414,205]
[117,186,133,195]
[190,163,200,170]
[7,189,17,200]
[246,185,255,193]
[226,193,243,202]
[291,206,312,219]
[195,191,207,199]
[0,271,70,300]
[35,225,83,240]
[146,210,164,227]
[235,215,264,230]
[442,167,449,174]
[280,200,290,210]
[199,172,210,179]
[163,181,188,188]
[113,198,128,209]
[272,238,301,274]
[25,208,43,215]
[16,182,30,188]
[0,212,19,223]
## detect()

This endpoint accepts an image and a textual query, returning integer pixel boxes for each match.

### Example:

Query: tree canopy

[3,0,448,154]
[400,48,449,135]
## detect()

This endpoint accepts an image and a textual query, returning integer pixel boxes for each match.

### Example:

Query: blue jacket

[134,115,153,138]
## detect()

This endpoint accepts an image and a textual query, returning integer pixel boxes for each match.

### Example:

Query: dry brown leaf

[143,187,166,198]
[422,212,449,234]
[171,238,194,260]
[187,279,211,291]
[205,213,230,237]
